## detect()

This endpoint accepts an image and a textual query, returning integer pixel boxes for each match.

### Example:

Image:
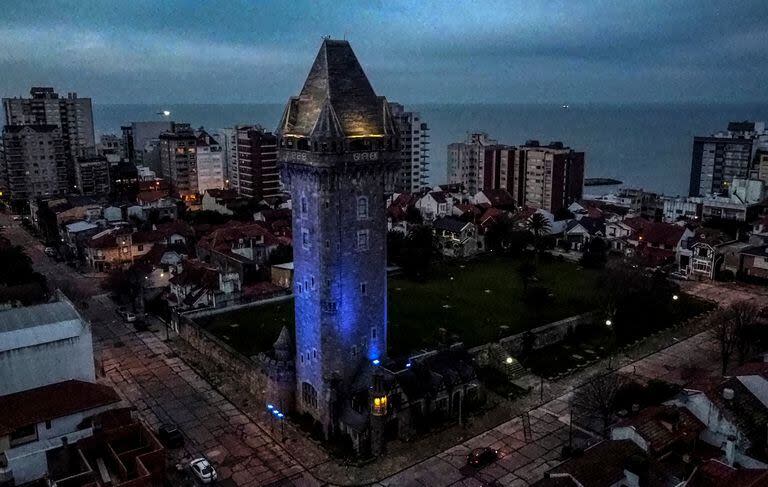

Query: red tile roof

[480,189,515,208]
[549,439,646,487]
[641,222,687,247]
[197,221,282,255]
[136,190,167,204]
[687,459,768,487]
[169,260,219,289]
[615,405,705,454]
[0,380,120,435]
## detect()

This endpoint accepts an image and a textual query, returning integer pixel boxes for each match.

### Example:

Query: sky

[1,0,767,104]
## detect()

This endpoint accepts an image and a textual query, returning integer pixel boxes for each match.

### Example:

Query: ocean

[93,102,768,196]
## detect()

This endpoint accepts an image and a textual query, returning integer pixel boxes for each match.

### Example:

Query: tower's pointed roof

[273,325,291,351]
[278,39,396,139]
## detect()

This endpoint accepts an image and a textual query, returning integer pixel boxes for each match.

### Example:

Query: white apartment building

[195,129,225,194]
[389,103,430,193]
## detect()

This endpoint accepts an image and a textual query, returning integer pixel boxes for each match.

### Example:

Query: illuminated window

[372,395,388,416]
[357,196,368,219]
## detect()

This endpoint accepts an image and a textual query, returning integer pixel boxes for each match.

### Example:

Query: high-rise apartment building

[195,129,225,194]
[518,141,584,213]
[447,132,497,194]
[689,121,768,197]
[389,103,429,192]
[75,155,111,196]
[231,125,279,200]
[159,124,197,197]
[1,125,68,201]
[447,133,585,213]
[3,87,94,187]
[216,127,235,183]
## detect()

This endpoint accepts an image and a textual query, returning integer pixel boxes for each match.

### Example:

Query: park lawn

[197,255,603,358]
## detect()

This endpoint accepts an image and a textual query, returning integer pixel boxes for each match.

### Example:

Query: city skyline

[1,1,767,104]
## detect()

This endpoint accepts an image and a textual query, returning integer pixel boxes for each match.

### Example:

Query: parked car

[44,247,56,257]
[189,458,217,484]
[116,307,138,323]
[11,215,21,221]
[467,447,499,468]
[158,424,184,448]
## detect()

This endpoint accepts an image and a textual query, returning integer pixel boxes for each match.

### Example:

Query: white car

[190,458,217,484]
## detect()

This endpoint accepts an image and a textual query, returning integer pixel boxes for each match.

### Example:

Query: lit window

[357,196,368,219]
[372,395,387,416]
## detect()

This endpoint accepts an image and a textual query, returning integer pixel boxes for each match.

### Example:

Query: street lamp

[605,319,612,327]
[672,294,679,301]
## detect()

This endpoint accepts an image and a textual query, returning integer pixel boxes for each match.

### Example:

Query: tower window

[302,228,310,249]
[371,326,377,339]
[360,282,367,295]
[357,196,369,219]
[325,239,330,249]
[302,382,317,408]
[301,196,308,214]
[352,345,358,357]
[313,348,317,359]
[356,230,369,251]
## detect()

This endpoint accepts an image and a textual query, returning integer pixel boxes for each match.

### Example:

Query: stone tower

[277,39,399,435]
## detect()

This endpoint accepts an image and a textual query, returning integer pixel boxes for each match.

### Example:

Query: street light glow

[672,294,679,300]
[505,357,514,364]
[605,319,613,327]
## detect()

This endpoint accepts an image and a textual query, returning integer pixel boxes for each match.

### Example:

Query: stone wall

[469,312,594,367]
[173,313,267,402]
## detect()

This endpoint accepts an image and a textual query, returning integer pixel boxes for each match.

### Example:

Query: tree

[484,215,514,251]
[580,237,608,268]
[526,213,551,251]
[387,230,406,265]
[571,372,624,437]
[714,300,763,373]
[104,266,145,310]
[400,225,435,281]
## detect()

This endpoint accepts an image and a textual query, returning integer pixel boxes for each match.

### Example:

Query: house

[201,188,249,215]
[387,192,419,223]
[671,368,768,468]
[415,191,453,221]
[635,222,694,267]
[432,216,479,258]
[197,221,285,285]
[253,208,293,239]
[477,207,507,234]
[685,458,768,486]
[63,220,101,258]
[563,216,605,250]
[168,259,239,310]
[127,191,178,221]
[0,380,122,485]
[473,189,516,210]
[663,196,702,222]
[611,405,706,457]
[753,216,768,237]
[738,245,768,282]
[82,222,190,271]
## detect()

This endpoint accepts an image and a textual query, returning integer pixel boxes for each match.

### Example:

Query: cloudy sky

[1,0,766,104]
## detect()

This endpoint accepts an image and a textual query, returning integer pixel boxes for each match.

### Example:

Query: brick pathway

[90,295,313,486]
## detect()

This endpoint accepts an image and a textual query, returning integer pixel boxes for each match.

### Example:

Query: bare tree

[714,300,762,374]
[571,372,624,437]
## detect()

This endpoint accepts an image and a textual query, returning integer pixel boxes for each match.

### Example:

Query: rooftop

[0,380,120,435]
[278,39,396,139]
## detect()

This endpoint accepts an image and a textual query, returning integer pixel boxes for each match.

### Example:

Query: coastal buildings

[159,123,198,198]
[2,87,95,188]
[389,102,430,193]
[121,121,174,169]
[195,129,225,194]
[231,125,279,200]
[447,134,584,214]
[74,155,111,196]
[447,132,498,195]
[1,124,68,201]
[688,121,768,197]
[519,140,585,214]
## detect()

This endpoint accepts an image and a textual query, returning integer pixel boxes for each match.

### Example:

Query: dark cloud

[1,0,767,103]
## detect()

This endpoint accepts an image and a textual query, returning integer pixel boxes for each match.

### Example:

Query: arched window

[356,196,368,219]
[302,382,317,408]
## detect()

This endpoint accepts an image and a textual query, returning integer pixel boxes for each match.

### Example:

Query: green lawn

[197,255,603,358]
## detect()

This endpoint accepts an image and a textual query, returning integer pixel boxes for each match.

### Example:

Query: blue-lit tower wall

[277,39,400,430]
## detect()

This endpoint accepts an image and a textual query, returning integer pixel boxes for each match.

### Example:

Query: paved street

[0,213,313,486]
